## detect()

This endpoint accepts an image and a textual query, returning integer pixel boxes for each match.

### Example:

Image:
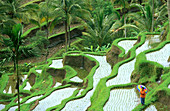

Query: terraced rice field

[104,88,139,111]
[106,40,150,86]
[1,36,169,111]
[146,44,170,67]
[62,55,112,111]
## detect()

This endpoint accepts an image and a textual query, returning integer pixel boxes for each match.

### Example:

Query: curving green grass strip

[89,33,147,110]
[22,20,54,38]
[132,33,170,110]
[48,25,83,39]
[8,53,98,111]
[2,96,18,111]
[111,37,138,58]
[3,58,72,110]
[46,53,99,111]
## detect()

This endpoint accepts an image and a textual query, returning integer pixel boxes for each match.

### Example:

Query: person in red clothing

[140,87,146,105]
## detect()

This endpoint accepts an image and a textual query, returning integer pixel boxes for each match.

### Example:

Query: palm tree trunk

[68,25,71,47]
[64,0,68,52]
[46,17,49,64]
[64,20,68,52]
[124,15,126,38]
[151,0,154,32]
[13,53,16,72]
[16,50,20,111]
[168,0,170,28]
[46,17,49,39]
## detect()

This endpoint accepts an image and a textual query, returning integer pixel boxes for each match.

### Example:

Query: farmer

[140,87,146,105]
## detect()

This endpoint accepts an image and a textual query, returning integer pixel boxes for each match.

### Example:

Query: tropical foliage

[0,0,169,110]
[0,23,23,110]
[82,9,117,48]
[0,0,39,23]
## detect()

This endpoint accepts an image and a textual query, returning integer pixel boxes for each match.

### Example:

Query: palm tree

[82,9,118,48]
[53,0,89,52]
[29,11,44,30]
[1,23,23,111]
[0,0,39,23]
[109,0,132,37]
[66,0,89,47]
[39,0,58,63]
[118,3,168,33]
[52,0,68,52]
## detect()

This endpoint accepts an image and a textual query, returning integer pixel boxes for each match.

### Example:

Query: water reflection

[147,35,161,48]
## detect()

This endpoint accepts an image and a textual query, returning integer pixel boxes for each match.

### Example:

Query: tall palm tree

[1,23,23,111]
[53,0,89,52]
[66,0,89,47]
[39,0,59,63]
[52,0,68,52]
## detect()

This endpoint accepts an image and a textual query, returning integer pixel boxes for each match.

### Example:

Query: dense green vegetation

[0,0,170,111]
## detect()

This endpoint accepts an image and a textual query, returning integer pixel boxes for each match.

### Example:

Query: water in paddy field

[33,88,77,111]
[8,106,18,111]
[23,81,32,90]
[49,59,63,68]
[106,40,151,86]
[61,55,112,111]
[148,35,161,45]
[146,44,170,67]
[70,76,83,82]
[145,105,157,111]
[106,59,135,86]
[36,70,42,74]
[0,104,5,110]
[103,88,139,111]
[118,40,137,54]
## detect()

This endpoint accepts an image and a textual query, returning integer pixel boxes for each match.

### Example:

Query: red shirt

[140,90,146,98]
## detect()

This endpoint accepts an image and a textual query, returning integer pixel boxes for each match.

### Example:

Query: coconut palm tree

[0,23,23,111]
[53,0,90,52]
[29,11,44,30]
[118,3,168,33]
[82,9,118,48]
[52,0,68,52]
[66,0,90,47]
[0,0,39,23]
[39,0,60,63]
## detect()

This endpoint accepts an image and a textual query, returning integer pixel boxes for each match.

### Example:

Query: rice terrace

[0,0,170,111]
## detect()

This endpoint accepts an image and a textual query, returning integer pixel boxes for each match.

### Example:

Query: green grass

[71,66,89,80]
